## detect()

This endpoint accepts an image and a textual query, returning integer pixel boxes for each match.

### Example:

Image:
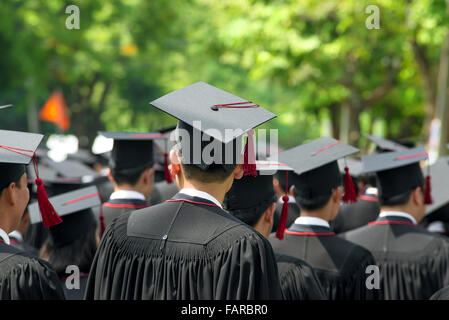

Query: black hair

[379,190,413,207]
[182,163,237,183]
[294,192,333,211]
[0,174,23,194]
[41,218,98,278]
[111,166,149,186]
[225,196,277,227]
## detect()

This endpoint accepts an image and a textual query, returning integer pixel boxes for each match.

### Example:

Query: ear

[2,183,16,206]
[289,185,295,196]
[142,168,154,184]
[107,168,115,183]
[233,164,244,180]
[264,202,276,224]
[333,187,342,203]
[413,187,424,206]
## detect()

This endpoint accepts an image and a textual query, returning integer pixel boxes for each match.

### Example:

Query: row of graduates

[1,82,449,300]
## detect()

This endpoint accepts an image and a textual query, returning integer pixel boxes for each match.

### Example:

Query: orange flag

[39,91,70,131]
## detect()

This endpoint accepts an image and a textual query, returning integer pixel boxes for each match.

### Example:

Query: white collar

[0,227,10,245]
[278,195,296,204]
[8,230,23,242]
[379,211,417,225]
[294,216,330,228]
[110,190,146,201]
[179,188,223,209]
[365,187,378,196]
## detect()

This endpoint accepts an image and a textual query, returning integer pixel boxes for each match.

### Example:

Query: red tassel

[424,175,433,205]
[243,129,257,177]
[164,153,173,184]
[35,178,62,228]
[276,195,289,240]
[342,166,357,204]
[99,206,106,237]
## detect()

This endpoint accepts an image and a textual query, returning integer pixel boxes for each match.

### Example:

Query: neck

[380,206,421,223]
[114,184,149,200]
[182,180,229,205]
[299,208,332,222]
[0,210,15,234]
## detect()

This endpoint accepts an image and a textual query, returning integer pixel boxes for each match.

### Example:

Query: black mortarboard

[362,147,432,204]
[278,137,360,204]
[149,82,276,175]
[40,158,98,181]
[28,186,101,248]
[364,134,410,153]
[224,161,290,227]
[99,131,166,175]
[0,129,62,227]
[66,149,97,166]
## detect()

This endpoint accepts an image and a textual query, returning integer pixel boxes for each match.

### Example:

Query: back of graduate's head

[376,163,426,222]
[224,174,277,238]
[108,139,155,199]
[292,161,343,220]
[170,121,244,187]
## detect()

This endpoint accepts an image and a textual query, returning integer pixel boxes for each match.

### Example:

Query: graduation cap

[149,81,276,176]
[28,185,101,247]
[364,134,410,153]
[224,161,291,229]
[361,146,432,205]
[338,158,363,178]
[40,158,98,181]
[0,129,62,228]
[99,131,167,178]
[278,137,360,205]
[66,149,97,166]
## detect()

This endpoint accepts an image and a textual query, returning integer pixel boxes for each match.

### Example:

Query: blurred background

[1,0,449,158]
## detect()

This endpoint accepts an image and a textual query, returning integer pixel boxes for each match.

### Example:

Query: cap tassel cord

[424,161,433,205]
[276,171,289,240]
[0,145,62,228]
[164,140,173,184]
[342,160,357,204]
[243,129,257,177]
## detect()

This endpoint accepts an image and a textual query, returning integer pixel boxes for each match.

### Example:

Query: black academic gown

[342,215,449,300]
[60,273,89,300]
[101,198,149,228]
[271,200,300,233]
[270,223,379,300]
[85,192,283,300]
[430,286,449,300]
[9,234,39,258]
[0,241,65,299]
[330,195,380,234]
[275,253,327,300]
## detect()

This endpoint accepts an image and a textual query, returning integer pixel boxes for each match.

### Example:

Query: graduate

[30,185,101,300]
[342,147,449,299]
[85,81,282,299]
[269,137,379,300]
[330,158,380,234]
[98,131,163,227]
[0,129,64,299]
[224,160,326,300]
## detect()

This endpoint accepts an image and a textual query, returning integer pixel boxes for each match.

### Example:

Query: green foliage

[0,0,448,150]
